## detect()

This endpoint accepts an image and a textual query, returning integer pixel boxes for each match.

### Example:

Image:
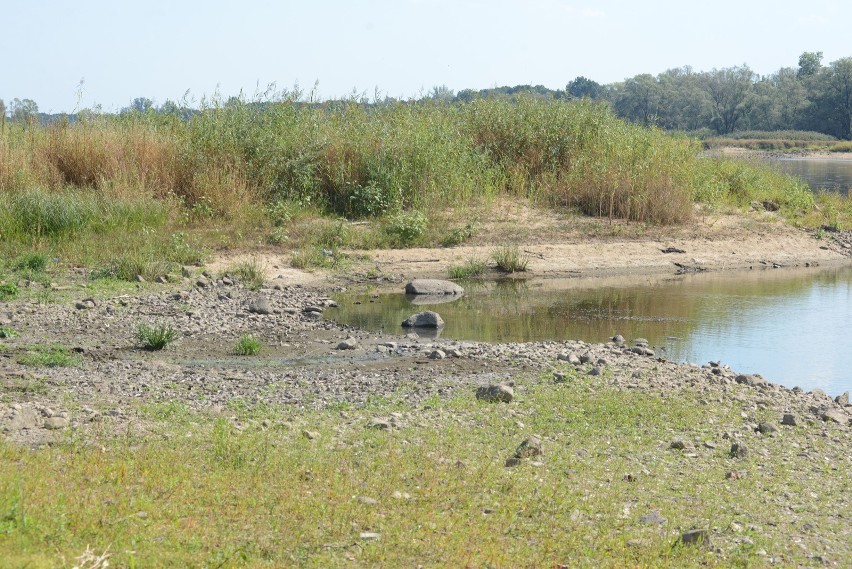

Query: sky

[3,0,851,114]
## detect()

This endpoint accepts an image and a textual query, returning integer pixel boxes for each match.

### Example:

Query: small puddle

[329,266,852,395]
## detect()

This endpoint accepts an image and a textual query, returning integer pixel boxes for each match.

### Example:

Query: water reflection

[770,158,852,195]
[330,267,852,394]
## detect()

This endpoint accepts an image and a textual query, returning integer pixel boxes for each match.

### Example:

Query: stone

[301,430,319,440]
[44,417,69,430]
[553,371,569,383]
[633,338,649,347]
[404,279,464,296]
[369,418,391,430]
[428,349,446,360]
[504,457,521,468]
[181,266,194,278]
[476,384,514,403]
[612,334,625,343]
[402,311,444,328]
[336,337,359,350]
[836,391,850,406]
[588,367,602,376]
[247,297,272,315]
[782,413,798,426]
[736,374,767,388]
[557,352,581,365]
[195,277,210,288]
[757,422,778,435]
[730,443,748,459]
[670,440,687,450]
[679,529,711,547]
[762,200,780,212]
[639,511,666,525]
[9,407,39,430]
[819,408,850,425]
[630,346,655,357]
[513,436,542,459]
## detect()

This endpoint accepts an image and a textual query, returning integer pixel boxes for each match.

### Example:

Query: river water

[330,266,852,396]
[770,157,852,195]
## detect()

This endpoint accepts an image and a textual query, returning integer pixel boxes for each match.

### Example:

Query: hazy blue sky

[4,0,851,113]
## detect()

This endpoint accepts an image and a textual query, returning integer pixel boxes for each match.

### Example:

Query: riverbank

[1,211,851,566]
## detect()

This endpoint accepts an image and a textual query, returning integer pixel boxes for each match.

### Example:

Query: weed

[135,322,178,350]
[447,257,487,279]
[492,245,529,273]
[384,210,428,246]
[441,221,479,247]
[0,327,18,339]
[0,283,19,301]
[228,259,265,291]
[234,334,263,356]
[17,344,80,367]
[12,252,49,273]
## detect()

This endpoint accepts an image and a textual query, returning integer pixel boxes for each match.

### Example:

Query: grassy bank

[2,372,846,567]
[0,97,847,276]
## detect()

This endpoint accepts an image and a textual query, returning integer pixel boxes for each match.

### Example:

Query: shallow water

[329,266,852,395]
[770,157,852,195]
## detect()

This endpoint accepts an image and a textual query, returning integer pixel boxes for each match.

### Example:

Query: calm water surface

[330,267,852,395]
[770,157,852,195]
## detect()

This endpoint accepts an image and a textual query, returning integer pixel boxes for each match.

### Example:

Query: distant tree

[10,98,38,124]
[701,66,756,134]
[0,99,5,132]
[429,84,454,102]
[811,57,852,139]
[613,74,661,125]
[798,51,823,78]
[566,76,602,99]
[129,97,154,113]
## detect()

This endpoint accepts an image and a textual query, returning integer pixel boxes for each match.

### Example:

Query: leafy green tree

[701,66,756,134]
[10,98,39,124]
[798,51,823,78]
[613,74,661,125]
[566,76,603,100]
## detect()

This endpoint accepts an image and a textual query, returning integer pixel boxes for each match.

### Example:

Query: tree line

[3,52,851,139]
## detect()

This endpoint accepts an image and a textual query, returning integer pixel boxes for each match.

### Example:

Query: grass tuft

[447,257,487,279]
[233,334,263,356]
[228,259,265,291]
[135,322,178,350]
[17,344,79,367]
[492,245,529,273]
[0,326,19,339]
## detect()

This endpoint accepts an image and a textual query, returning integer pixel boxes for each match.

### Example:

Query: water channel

[330,266,852,396]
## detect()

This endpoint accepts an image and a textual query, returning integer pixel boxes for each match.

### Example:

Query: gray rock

[730,443,748,459]
[44,417,69,430]
[369,418,391,430]
[504,457,522,468]
[428,349,446,360]
[248,297,272,315]
[476,384,514,403]
[633,338,649,347]
[579,352,593,364]
[404,279,464,296]
[513,436,542,459]
[553,371,569,383]
[757,422,778,435]
[336,337,359,350]
[630,346,655,356]
[736,374,767,388]
[9,407,39,430]
[679,529,710,547]
[588,367,602,376]
[402,311,444,328]
[670,440,687,450]
[557,352,581,365]
[819,408,850,425]
[639,511,666,525]
[612,334,625,343]
[836,391,850,406]
[782,413,798,426]
[409,294,463,306]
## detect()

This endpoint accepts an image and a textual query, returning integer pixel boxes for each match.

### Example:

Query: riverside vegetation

[1,95,851,567]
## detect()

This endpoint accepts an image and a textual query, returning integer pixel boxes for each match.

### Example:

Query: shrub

[0,283,19,301]
[384,211,428,246]
[136,322,178,350]
[13,252,49,273]
[234,334,262,356]
[0,326,18,338]
[492,245,529,273]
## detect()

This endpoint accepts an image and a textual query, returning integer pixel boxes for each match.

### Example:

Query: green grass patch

[0,326,18,339]
[233,334,262,356]
[447,256,487,279]
[16,344,80,367]
[227,259,265,291]
[0,283,19,301]
[0,377,844,566]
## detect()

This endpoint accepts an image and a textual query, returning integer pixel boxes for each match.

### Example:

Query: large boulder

[404,279,464,296]
[402,311,444,328]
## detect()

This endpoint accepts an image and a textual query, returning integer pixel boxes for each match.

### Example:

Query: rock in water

[404,279,464,296]
[401,311,444,328]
